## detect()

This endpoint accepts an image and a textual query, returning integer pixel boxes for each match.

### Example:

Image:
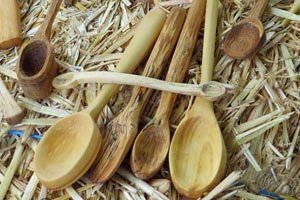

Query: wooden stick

[0,79,25,125]
[52,71,227,100]
[0,0,22,49]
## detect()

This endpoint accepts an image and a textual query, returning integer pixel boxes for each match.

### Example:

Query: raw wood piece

[16,0,63,99]
[223,0,269,59]
[130,0,206,180]
[33,7,167,190]
[89,7,186,183]
[0,79,25,125]
[0,0,22,49]
[169,0,227,198]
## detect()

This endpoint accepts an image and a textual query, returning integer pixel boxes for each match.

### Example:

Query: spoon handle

[249,0,269,19]
[0,79,25,125]
[35,0,63,40]
[155,0,206,119]
[84,8,167,119]
[123,7,187,114]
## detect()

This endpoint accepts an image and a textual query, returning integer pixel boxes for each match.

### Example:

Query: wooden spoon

[169,1,227,198]
[52,71,227,100]
[130,0,206,180]
[223,0,269,59]
[0,0,22,49]
[89,7,186,183]
[33,7,167,190]
[16,0,63,99]
[0,79,25,125]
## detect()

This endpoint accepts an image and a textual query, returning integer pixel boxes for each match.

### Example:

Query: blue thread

[7,129,42,140]
[258,188,284,200]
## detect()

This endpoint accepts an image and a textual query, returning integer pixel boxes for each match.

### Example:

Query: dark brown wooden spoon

[17,0,62,99]
[223,0,269,59]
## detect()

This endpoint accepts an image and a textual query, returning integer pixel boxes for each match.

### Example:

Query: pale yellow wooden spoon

[33,7,167,190]
[169,0,227,198]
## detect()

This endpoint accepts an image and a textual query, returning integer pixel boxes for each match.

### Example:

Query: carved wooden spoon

[130,0,206,180]
[223,0,269,59]
[89,7,186,183]
[33,7,167,190]
[169,1,227,198]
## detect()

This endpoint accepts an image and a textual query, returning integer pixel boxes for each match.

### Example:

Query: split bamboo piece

[169,0,227,198]
[89,7,186,183]
[0,79,25,125]
[0,0,22,49]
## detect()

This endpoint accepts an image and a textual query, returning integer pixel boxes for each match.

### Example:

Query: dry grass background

[0,0,300,199]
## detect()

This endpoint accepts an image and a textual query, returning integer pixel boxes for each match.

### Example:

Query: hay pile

[0,0,300,199]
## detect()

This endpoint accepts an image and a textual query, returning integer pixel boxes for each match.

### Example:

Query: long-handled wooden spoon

[169,1,227,198]
[0,0,22,49]
[223,0,269,59]
[0,79,25,125]
[89,7,186,183]
[130,0,206,180]
[33,7,167,190]
[16,0,63,99]
[52,71,227,100]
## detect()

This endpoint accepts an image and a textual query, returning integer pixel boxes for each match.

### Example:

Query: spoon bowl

[19,40,49,77]
[223,18,264,59]
[131,118,170,179]
[34,113,101,190]
[223,0,269,59]
[169,109,226,197]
